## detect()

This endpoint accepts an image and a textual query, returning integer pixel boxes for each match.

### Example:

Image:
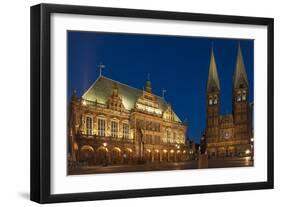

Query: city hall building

[205,45,253,159]
[68,75,189,165]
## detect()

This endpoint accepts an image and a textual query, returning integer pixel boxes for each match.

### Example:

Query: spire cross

[98,63,105,76]
[162,89,167,98]
[147,73,150,81]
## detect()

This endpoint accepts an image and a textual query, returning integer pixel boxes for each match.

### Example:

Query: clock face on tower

[222,130,232,139]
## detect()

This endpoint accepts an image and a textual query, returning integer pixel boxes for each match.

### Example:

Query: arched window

[237,91,241,102]
[242,90,247,101]
[86,116,93,135]
[111,120,118,138]
[209,95,213,105]
[98,118,106,136]
[213,95,218,105]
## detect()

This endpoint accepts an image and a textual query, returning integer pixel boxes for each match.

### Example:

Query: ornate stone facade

[205,45,253,159]
[68,76,189,166]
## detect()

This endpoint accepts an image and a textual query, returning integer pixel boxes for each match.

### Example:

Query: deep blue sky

[67,31,254,143]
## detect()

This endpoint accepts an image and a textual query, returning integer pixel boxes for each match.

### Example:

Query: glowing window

[111,121,118,137]
[86,116,92,135]
[98,119,105,136]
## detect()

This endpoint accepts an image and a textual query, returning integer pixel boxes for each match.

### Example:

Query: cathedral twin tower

[205,44,253,158]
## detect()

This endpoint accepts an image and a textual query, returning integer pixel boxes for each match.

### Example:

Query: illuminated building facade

[68,75,189,165]
[205,45,253,159]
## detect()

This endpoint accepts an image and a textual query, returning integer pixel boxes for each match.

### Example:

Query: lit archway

[123,148,133,164]
[96,146,109,165]
[111,147,122,164]
[169,149,175,162]
[144,149,152,163]
[154,149,160,162]
[162,149,168,162]
[79,145,94,164]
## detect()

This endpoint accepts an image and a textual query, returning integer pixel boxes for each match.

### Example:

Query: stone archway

[123,148,133,164]
[169,150,175,162]
[96,146,109,165]
[208,149,217,159]
[79,145,95,165]
[144,149,152,163]
[218,147,226,158]
[111,147,122,164]
[227,147,235,157]
[176,150,181,162]
[154,150,160,162]
[162,150,168,162]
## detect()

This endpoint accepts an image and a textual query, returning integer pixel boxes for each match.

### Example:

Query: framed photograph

[30,3,274,203]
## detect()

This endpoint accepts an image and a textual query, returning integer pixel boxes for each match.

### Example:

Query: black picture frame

[30,3,274,204]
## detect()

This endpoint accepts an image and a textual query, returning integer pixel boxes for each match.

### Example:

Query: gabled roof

[82,75,182,123]
[233,44,249,88]
[207,48,220,92]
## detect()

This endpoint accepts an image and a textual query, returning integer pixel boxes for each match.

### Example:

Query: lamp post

[250,137,254,162]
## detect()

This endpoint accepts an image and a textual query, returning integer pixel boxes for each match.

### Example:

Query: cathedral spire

[145,74,152,93]
[207,47,220,92]
[233,43,248,89]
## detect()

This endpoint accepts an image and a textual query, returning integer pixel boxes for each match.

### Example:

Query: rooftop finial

[98,63,105,76]
[72,88,77,100]
[162,89,167,99]
[145,74,152,93]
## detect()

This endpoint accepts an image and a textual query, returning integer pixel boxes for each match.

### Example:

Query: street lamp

[250,137,254,161]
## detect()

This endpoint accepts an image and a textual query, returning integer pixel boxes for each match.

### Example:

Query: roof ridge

[82,75,183,123]
[82,75,103,98]
[101,75,166,100]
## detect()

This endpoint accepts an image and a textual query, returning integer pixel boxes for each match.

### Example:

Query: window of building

[208,95,213,105]
[111,121,118,138]
[146,134,152,144]
[242,90,247,101]
[154,136,160,144]
[86,116,92,135]
[213,95,217,105]
[237,91,242,102]
[123,123,129,139]
[167,130,171,143]
[98,118,105,136]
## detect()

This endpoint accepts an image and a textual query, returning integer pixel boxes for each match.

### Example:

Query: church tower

[206,48,220,143]
[233,44,250,140]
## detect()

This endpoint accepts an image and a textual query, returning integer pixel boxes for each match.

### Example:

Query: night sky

[67,31,254,143]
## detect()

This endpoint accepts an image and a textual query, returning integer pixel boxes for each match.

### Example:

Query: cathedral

[68,74,189,166]
[205,45,253,159]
